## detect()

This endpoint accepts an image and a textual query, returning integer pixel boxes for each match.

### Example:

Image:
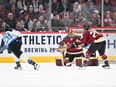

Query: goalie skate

[78,60,87,70]
[66,62,72,66]
[78,64,86,70]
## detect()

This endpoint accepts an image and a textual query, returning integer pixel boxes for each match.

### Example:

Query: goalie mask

[2,23,12,32]
[83,23,90,31]
[68,29,76,37]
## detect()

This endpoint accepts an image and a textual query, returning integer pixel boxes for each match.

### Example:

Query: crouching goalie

[57,29,84,66]
[1,23,39,70]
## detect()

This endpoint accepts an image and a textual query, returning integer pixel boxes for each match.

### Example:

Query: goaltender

[57,29,84,66]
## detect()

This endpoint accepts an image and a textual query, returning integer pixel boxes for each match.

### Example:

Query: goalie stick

[0,45,7,52]
[59,31,66,66]
[61,50,66,66]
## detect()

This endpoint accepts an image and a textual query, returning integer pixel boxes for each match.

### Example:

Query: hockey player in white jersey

[2,23,39,70]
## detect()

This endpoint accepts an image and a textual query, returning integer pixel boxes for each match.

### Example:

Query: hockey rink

[0,63,116,87]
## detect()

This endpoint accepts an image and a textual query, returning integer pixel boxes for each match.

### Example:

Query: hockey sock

[14,56,20,63]
[101,54,107,60]
[27,59,36,65]
[20,53,30,63]
[16,61,21,66]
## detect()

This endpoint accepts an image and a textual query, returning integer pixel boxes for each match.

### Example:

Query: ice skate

[14,64,23,70]
[78,60,87,70]
[78,64,86,70]
[102,64,110,69]
[34,64,40,70]
[102,60,110,69]
[79,60,87,68]
[66,62,72,66]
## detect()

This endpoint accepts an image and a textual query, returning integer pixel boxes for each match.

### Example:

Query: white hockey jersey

[3,30,22,47]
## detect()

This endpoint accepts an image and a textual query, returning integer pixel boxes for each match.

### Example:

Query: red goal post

[68,26,116,33]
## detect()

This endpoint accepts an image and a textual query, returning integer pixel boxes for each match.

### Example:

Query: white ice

[0,63,116,87]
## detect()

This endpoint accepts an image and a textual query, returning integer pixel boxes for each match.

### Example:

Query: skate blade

[78,67,85,70]
[14,67,23,70]
[65,65,72,67]
[103,67,110,69]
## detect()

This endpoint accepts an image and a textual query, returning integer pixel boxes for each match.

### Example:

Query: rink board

[0,32,116,63]
[0,56,116,63]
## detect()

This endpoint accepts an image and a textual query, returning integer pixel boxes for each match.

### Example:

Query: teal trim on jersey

[6,38,18,48]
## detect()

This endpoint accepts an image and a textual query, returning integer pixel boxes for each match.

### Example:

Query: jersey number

[4,33,13,44]
[90,30,98,38]
[5,33,12,40]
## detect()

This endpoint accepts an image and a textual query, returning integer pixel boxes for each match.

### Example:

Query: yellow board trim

[97,56,116,61]
[0,56,116,63]
[0,56,61,63]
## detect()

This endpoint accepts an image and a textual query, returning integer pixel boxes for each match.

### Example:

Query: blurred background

[0,0,116,32]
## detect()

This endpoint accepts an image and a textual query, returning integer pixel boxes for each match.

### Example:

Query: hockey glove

[83,43,88,48]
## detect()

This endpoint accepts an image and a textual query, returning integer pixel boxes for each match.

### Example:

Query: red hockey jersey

[80,29,104,44]
[61,35,83,54]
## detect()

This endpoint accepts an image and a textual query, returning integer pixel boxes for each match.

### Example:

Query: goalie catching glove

[56,41,68,53]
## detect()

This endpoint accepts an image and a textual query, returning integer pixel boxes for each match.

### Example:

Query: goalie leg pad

[76,59,82,66]
[55,58,69,66]
[76,58,99,66]
[87,58,99,66]
[56,59,63,66]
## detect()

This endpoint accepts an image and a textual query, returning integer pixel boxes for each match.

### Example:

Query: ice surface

[0,63,116,87]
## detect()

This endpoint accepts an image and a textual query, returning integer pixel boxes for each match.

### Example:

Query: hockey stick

[0,45,7,52]
[61,50,66,66]
[59,31,66,66]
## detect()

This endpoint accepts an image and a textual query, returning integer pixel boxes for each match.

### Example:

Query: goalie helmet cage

[67,26,116,33]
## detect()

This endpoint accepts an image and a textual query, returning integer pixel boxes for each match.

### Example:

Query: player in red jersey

[80,23,110,68]
[57,30,84,66]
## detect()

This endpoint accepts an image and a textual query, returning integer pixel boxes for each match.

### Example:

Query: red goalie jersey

[57,29,83,54]
[62,35,83,53]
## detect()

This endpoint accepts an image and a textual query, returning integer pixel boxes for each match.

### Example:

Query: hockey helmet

[83,23,90,31]
[2,23,12,32]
